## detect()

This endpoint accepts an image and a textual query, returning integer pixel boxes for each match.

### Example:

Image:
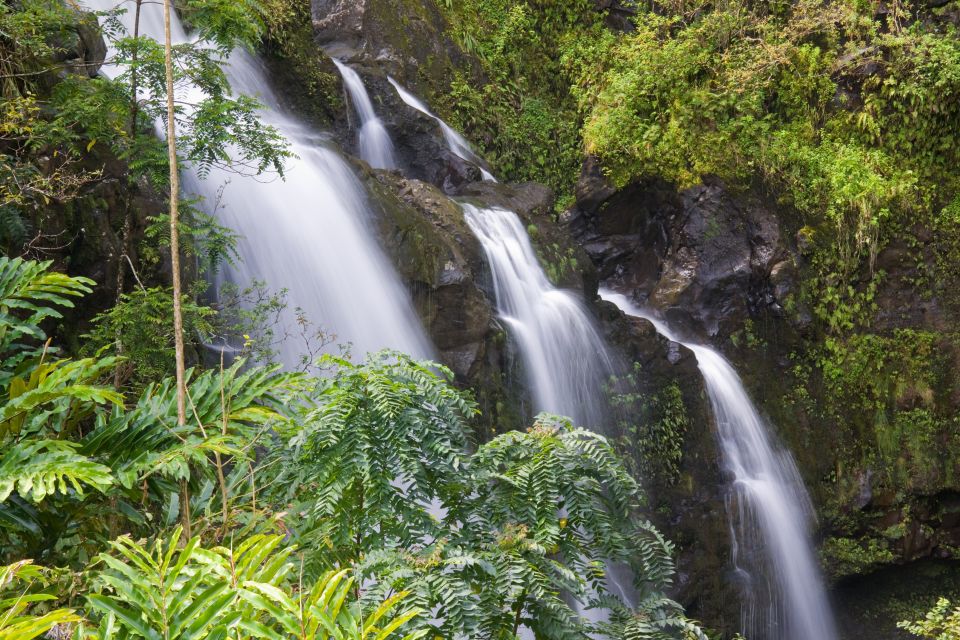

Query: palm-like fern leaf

[0,440,113,503]
[89,529,425,640]
[0,257,93,379]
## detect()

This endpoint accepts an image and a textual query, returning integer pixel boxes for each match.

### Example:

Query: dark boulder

[52,9,107,78]
[571,174,791,340]
[597,294,738,633]
[310,0,466,94]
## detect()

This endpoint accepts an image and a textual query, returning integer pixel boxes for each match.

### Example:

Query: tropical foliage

[899,598,960,639]
[0,254,701,638]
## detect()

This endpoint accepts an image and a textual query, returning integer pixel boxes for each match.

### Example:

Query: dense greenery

[438,0,960,349]
[0,1,709,635]
[436,0,960,631]
[435,0,606,205]
[0,256,704,638]
[3,0,958,635]
[440,0,959,273]
[900,598,960,639]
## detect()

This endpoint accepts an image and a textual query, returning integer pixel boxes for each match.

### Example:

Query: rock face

[568,156,960,633]
[596,299,736,631]
[29,147,166,347]
[311,0,465,93]
[311,0,366,46]
[356,169,538,434]
[571,170,791,341]
[324,63,488,194]
[52,9,108,79]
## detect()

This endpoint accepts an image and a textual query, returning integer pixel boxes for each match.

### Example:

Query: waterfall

[387,77,497,182]
[82,0,432,366]
[331,60,398,170]
[599,289,837,640]
[463,204,613,427]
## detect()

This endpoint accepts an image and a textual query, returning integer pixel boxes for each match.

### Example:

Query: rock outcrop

[570,169,792,341]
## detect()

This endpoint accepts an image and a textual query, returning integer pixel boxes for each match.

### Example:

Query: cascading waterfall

[331,59,398,170]
[599,289,837,640]
[83,0,432,366]
[77,3,834,635]
[463,204,613,428]
[387,77,496,181]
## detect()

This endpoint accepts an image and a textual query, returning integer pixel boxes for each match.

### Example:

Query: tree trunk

[163,0,189,537]
[162,0,186,427]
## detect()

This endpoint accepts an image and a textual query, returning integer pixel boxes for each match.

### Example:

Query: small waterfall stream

[387,78,497,181]
[600,289,837,640]
[463,204,613,427]
[83,0,432,366]
[331,59,398,170]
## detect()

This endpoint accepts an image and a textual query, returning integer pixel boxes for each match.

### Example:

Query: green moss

[260,0,342,124]
[608,370,690,487]
[534,242,580,288]
[822,536,896,579]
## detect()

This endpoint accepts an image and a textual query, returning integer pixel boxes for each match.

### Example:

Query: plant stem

[163,0,189,536]
[162,0,186,428]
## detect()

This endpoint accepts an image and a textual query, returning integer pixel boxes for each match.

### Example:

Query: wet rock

[575,156,616,215]
[597,294,735,632]
[872,236,953,332]
[358,169,532,433]
[311,0,466,94]
[327,64,486,194]
[311,0,366,47]
[52,9,107,78]
[456,181,554,218]
[458,181,598,293]
[592,0,638,31]
[572,175,788,340]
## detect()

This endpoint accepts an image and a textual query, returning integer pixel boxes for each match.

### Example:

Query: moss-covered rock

[355,168,525,434]
[310,0,466,95]
[576,167,960,634]
[597,299,739,631]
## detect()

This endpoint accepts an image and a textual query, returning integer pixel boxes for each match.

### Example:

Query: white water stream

[84,0,432,365]
[463,204,613,427]
[331,59,398,170]
[600,289,837,640]
[387,77,496,181]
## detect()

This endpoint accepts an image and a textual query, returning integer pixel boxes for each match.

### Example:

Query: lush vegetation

[4,0,959,636]
[439,0,959,278]
[0,3,706,636]
[900,597,960,639]
[436,0,960,631]
[0,255,705,638]
[435,0,607,205]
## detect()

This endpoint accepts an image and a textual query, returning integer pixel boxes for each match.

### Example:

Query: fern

[0,205,30,253]
[273,351,476,568]
[0,257,92,381]
[0,357,123,440]
[82,361,297,488]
